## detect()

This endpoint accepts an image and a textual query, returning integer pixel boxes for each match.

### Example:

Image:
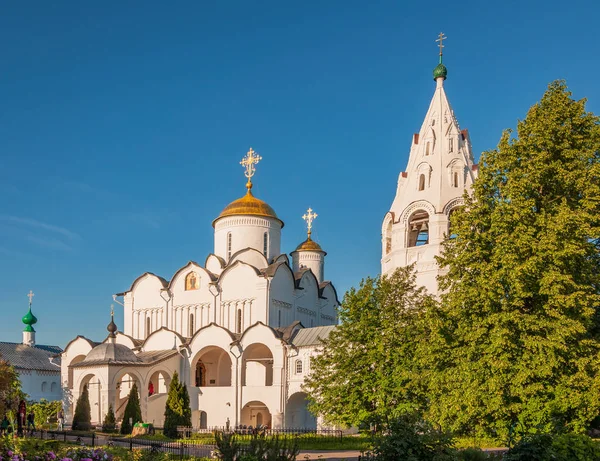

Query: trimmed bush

[102,404,116,433]
[120,383,142,435]
[163,372,191,439]
[72,384,91,431]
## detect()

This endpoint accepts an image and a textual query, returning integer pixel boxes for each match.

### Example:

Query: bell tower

[381,34,478,295]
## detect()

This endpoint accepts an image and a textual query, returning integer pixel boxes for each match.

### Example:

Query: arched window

[425,142,430,156]
[50,382,57,393]
[185,272,199,290]
[448,138,454,153]
[263,232,268,257]
[408,211,430,247]
[227,232,232,260]
[41,382,47,392]
[236,309,242,334]
[195,361,206,387]
[453,172,459,188]
[385,220,392,255]
[418,174,426,191]
[295,359,303,374]
[146,317,151,338]
[189,314,195,337]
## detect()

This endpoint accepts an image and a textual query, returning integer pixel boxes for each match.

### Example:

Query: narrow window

[146,317,151,338]
[189,314,195,337]
[263,232,268,257]
[449,138,454,153]
[41,382,47,392]
[50,382,57,393]
[453,172,459,187]
[385,221,392,255]
[295,360,303,374]
[425,142,430,156]
[227,232,232,260]
[236,309,242,334]
[418,174,425,191]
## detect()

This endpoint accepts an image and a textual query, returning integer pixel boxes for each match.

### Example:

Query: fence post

[129,438,133,451]
[64,431,67,443]
[179,441,184,461]
[92,433,95,448]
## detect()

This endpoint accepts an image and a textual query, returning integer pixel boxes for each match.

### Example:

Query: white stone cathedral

[381,37,478,295]
[61,149,338,430]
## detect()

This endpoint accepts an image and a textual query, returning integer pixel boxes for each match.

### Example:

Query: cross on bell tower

[302,208,318,238]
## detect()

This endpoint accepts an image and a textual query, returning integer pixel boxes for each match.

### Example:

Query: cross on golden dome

[240,147,262,190]
[302,208,318,237]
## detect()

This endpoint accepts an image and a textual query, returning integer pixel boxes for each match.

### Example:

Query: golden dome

[294,237,325,253]
[213,188,283,227]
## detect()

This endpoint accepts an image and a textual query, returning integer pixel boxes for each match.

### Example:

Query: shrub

[72,384,92,431]
[457,447,487,461]
[102,404,117,433]
[213,430,299,461]
[121,383,142,435]
[552,433,600,461]
[369,413,457,461]
[65,447,114,461]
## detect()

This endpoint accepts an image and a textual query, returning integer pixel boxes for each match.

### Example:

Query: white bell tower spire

[381,34,478,295]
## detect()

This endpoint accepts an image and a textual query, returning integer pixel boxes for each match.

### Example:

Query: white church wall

[114,333,137,349]
[219,262,267,330]
[214,216,282,263]
[131,275,167,340]
[318,285,338,326]
[268,265,296,328]
[18,370,62,402]
[230,248,269,270]
[205,254,225,276]
[295,273,319,328]
[142,328,184,351]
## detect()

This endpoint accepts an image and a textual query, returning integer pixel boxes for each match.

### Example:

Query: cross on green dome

[22,290,38,332]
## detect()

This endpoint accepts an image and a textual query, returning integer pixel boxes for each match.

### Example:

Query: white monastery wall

[214,216,281,263]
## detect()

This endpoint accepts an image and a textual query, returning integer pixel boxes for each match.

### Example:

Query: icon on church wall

[185,272,200,291]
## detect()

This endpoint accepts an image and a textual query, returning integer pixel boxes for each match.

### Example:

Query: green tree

[427,81,600,437]
[102,404,116,433]
[120,383,142,435]
[30,399,62,428]
[304,267,435,428]
[0,359,24,418]
[72,384,92,431]
[163,372,192,438]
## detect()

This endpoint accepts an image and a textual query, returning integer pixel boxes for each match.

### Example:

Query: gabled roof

[290,325,336,347]
[0,341,62,372]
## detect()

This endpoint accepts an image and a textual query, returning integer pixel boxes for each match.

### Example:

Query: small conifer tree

[120,383,142,435]
[72,384,92,431]
[163,372,192,438]
[102,404,116,433]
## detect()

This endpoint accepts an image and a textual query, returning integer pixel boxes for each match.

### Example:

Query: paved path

[297,451,360,461]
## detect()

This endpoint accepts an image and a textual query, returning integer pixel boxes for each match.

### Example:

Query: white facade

[381,71,478,295]
[61,174,338,429]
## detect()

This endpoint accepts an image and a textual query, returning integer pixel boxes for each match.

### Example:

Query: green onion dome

[433,62,447,80]
[22,307,38,332]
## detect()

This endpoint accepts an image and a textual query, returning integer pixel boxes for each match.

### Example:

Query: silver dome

[82,342,141,365]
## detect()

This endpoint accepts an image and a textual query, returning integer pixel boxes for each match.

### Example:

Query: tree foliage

[0,359,24,418]
[72,384,92,431]
[29,399,62,428]
[304,266,435,428]
[120,383,142,435]
[163,372,192,438]
[427,81,600,437]
[102,404,116,433]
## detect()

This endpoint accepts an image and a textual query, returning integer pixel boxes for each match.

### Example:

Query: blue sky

[0,0,598,347]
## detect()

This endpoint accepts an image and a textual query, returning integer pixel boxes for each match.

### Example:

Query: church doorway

[191,346,232,387]
[80,374,102,424]
[200,411,208,429]
[241,401,271,428]
[114,372,141,422]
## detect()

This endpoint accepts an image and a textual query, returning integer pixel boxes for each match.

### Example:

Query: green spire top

[433,32,448,81]
[22,290,38,332]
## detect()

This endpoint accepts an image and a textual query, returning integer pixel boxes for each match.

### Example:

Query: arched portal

[191,346,232,387]
[241,400,271,428]
[285,392,316,429]
[114,372,141,422]
[68,355,87,388]
[148,370,171,395]
[242,343,273,387]
[80,373,103,425]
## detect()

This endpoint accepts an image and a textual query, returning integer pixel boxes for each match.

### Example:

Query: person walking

[26,411,35,435]
[57,409,64,431]
[0,415,9,435]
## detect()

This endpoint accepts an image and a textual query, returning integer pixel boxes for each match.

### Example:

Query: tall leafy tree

[72,384,92,431]
[427,81,600,437]
[163,372,192,438]
[0,359,24,418]
[304,267,434,428]
[120,383,142,434]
